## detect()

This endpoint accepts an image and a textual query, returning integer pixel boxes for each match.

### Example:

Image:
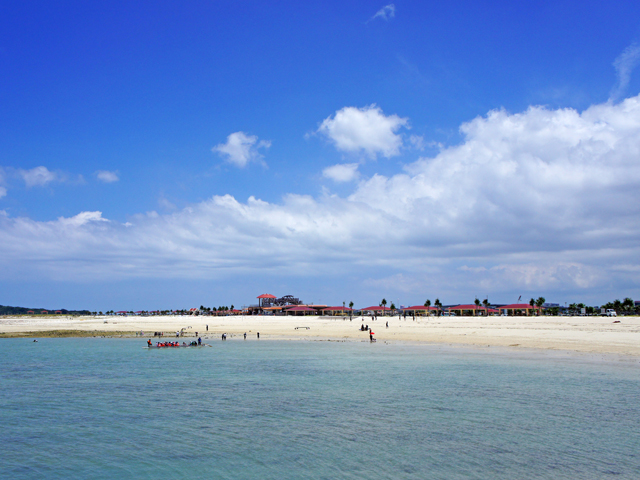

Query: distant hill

[0,305,92,316]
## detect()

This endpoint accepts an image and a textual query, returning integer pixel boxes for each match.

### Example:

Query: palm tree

[535,297,545,316]
[474,298,481,316]
[381,298,387,316]
[482,298,489,315]
[349,301,354,320]
[424,299,431,317]
[529,298,535,316]
[435,298,442,316]
[623,297,633,313]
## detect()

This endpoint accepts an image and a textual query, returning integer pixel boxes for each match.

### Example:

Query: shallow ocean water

[1,338,639,479]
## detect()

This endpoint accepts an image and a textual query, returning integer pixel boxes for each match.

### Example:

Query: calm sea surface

[1,338,639,479]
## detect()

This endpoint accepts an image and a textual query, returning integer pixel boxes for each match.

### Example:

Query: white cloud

[3,95,640,302]
[610,43,640,102]
[322,163,360,182]
[408,135,426,150]
[0,187,6,199]
[213,131,271,167]
[57,211,109,227]
[18,166,58,187]
[317,105,408,158]
[369,4,395,22]
[95,170,119,183]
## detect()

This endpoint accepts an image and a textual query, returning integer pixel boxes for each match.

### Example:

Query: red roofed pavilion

[361,306,391,315]
[447,304,487,316]
[285,306,316,316]
[257,294,277,307]
[500,304,542,316]
[403,306,440,316]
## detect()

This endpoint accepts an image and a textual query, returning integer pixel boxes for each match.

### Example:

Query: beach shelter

[323,306,354,316]
[447,304,489,316]
[500,304,542,316]
[361,306,391,316]
[284,306,316,316]
[402,305,440,316]
[257,294,277,308]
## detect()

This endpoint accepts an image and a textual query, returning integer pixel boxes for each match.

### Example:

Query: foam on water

[1,338,639,479]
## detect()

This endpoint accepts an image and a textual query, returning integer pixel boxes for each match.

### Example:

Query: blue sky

[2,1,640,310]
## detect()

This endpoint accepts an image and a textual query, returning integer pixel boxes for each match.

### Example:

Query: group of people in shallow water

[146,331,266,347]
[147,337,202,347]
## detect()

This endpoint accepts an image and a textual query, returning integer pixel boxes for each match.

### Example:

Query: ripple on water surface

[0,338,639,479]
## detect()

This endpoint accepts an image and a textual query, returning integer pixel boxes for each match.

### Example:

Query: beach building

[322,306,354,316]
[284,306,317,316]
[402,305,440,316]
[361,306,392,316]
[498,303,543,316]
[447,304,489,316]
[249,294,304,314]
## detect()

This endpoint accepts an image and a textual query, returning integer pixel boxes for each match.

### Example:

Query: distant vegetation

[0,305,91,316]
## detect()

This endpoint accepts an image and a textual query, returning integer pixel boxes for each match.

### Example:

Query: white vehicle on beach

[605,309,617,317]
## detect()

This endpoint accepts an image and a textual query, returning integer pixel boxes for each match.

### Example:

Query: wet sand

[1,314,639,356]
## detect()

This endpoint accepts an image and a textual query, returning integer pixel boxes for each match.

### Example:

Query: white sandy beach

[2,314,640,356]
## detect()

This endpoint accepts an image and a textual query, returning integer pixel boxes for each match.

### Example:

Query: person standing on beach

[257,332,260,339]
[206,324,208,331]
[244,332,247,339]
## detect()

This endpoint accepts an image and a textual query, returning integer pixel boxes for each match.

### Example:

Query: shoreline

[2,313,640,357]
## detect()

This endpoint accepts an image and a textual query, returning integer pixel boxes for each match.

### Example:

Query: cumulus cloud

[95,170,119,183]
[369,4,395,22]
[610,43,640,102]
[322,163,360,182]
[317,105,408,158]
[57,211,109,227]
[213,131,271,167]
[3,95,640,301]
[18,166,58,187]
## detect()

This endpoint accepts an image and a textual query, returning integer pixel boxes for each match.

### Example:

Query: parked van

[605,309,617,317]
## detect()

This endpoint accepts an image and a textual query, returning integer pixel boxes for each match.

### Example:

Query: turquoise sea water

[1,338,639,479]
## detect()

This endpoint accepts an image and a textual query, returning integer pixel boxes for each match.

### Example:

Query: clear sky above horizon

[2,1,640,310]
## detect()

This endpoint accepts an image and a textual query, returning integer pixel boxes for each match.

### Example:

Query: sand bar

[2,314,640,356]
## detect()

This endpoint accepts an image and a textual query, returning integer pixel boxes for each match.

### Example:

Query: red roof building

[402,306,440,315]
[361,306,392,315]
[499,304,542,315]
[285,306,316,315]
[257,294,277,308]
[447,304,489,316]
[322,306,354,316]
